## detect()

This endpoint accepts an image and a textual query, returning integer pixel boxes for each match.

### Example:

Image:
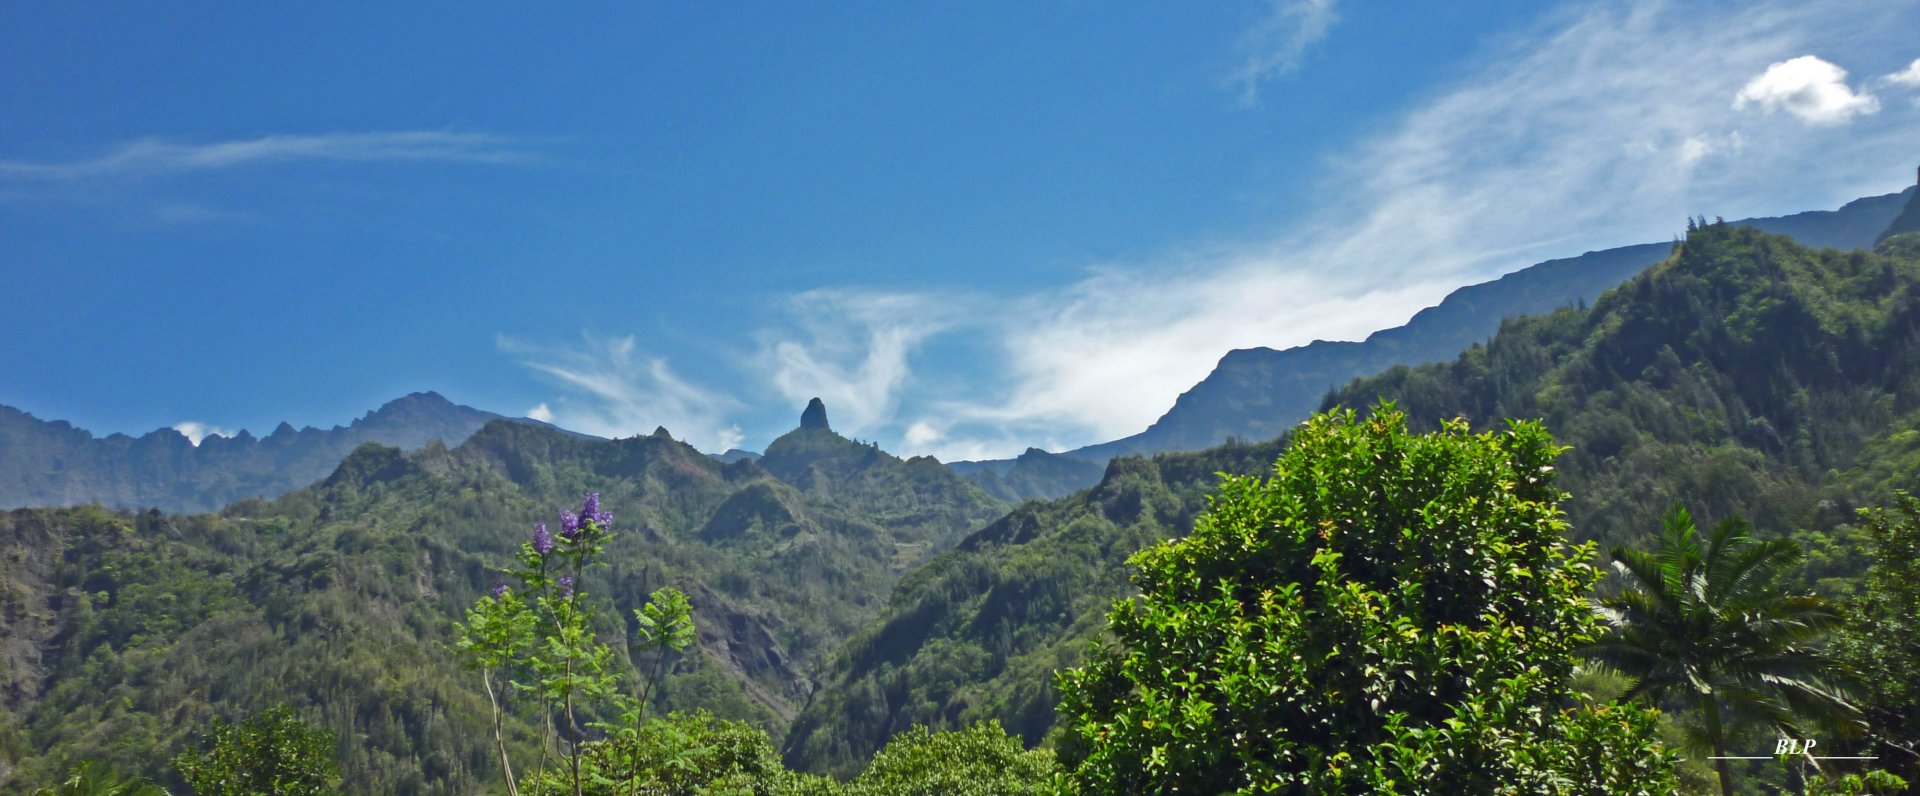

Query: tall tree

[1828,494,1920,790]
[1053,406,1677,794]
[1588,505,1858,796]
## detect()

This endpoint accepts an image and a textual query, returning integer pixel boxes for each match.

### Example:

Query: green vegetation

[173,706,339,795]
[1588,506,1854,795]
[30,761,170,796]
[1828,494,1920,789]
[10,216,1920,793]
[784,437,1289,775]
[1,407,1008,793]
[1053,407,1678,794]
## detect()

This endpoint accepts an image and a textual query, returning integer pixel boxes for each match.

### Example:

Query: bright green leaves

[635,586,696,657]
[455,589,537,672]
[453,493,704,796]
[171,705,339,796]
[850,720,1061,796]
[1053,405,1676,794]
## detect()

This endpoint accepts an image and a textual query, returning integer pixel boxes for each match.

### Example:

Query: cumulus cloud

[1231,0,1339,105]
[754,290,958,435]
[1887,58,1920,87]
[173,421,233,446]
[0,131,529,181]
[502,334,744,452]
[1734,55,1880,125]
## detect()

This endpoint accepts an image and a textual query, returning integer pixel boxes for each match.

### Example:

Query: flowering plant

[455,492,693,796]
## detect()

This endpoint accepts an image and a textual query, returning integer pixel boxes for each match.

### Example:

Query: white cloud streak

[501,334,745,453]
[1232,0,1339,106]
[1734,55,1880,125]
[1887,57,1920,87]
[0,131,530,181]
[880,0,1919,460]
[754,290,957,435]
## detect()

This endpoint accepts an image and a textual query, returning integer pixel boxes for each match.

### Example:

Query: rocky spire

[800,397,830,432]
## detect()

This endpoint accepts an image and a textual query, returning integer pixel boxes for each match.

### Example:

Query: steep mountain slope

[783,439,1288,776]
[785,220,1920,776]
[0,401,1008,794]
[1083,188,1916,463]
[956,188,1916,500]
[946,448,1107,503]
[1323,220,1920,547]
[0,391,563,513]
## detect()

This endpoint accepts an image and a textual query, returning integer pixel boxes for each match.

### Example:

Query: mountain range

[5,191,1912,515]
[781,200,1920,775]
[0,392,567,514]
[3,183,1918,792]
[956,186,1919,500]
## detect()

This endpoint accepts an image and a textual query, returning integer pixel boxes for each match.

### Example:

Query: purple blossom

[491,581,509,599]
[582,492,612,531]
[531,523,554,555]
[557,575,575,597]
[559,509,580,539]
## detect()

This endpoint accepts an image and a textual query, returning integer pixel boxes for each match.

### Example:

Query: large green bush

[1053,406,1678,794]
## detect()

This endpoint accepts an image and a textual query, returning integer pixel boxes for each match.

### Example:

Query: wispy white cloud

[753,290,958,435]
[1887,57,1920,87]
[172,421,233,446]
[879,0,1918,460]
[0,131,529,181]
[1231,0,1339,106]
[501,334,744,452]
[1734,55,1880,125]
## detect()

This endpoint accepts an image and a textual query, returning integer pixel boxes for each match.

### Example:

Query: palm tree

[1586,505,1858,796]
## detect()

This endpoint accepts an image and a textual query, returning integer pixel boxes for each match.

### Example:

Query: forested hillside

[958,188,1916,501]
[0,402,1007,793]
[784,216,1920,776]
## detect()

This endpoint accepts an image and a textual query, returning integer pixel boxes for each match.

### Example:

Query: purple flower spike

[532,523,554,555]
[558,509,580,539]
[558,575,575,597]
[593,509,613,530]
[582,492,600,519]
[491,581,509,599]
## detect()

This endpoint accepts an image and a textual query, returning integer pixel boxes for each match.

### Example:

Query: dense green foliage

[1,407,1007,794]
[173,705,340,795]
[12,209,1920,793]
[846,720,1059,796]
[784,437,1289,775]
[1323,223,1920,549]
[1828,494,1920,789]
[1057,188,1913,466]
[1052,407,1678,794]
[30,761,170,796]
[791,221,1920,779]
[1588,506,1853,795]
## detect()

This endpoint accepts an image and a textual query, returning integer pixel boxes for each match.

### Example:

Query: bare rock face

[799,398,830,432]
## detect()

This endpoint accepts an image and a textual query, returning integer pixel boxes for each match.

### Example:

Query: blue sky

[3,1,1918,459]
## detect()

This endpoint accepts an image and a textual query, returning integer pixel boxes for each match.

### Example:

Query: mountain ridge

[0,390,569,513]
[952,186,1917,498]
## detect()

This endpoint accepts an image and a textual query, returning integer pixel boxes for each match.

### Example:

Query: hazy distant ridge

[0,391,561,512]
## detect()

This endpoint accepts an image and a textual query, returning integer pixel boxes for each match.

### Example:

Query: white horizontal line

[1705,756,1879,760]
